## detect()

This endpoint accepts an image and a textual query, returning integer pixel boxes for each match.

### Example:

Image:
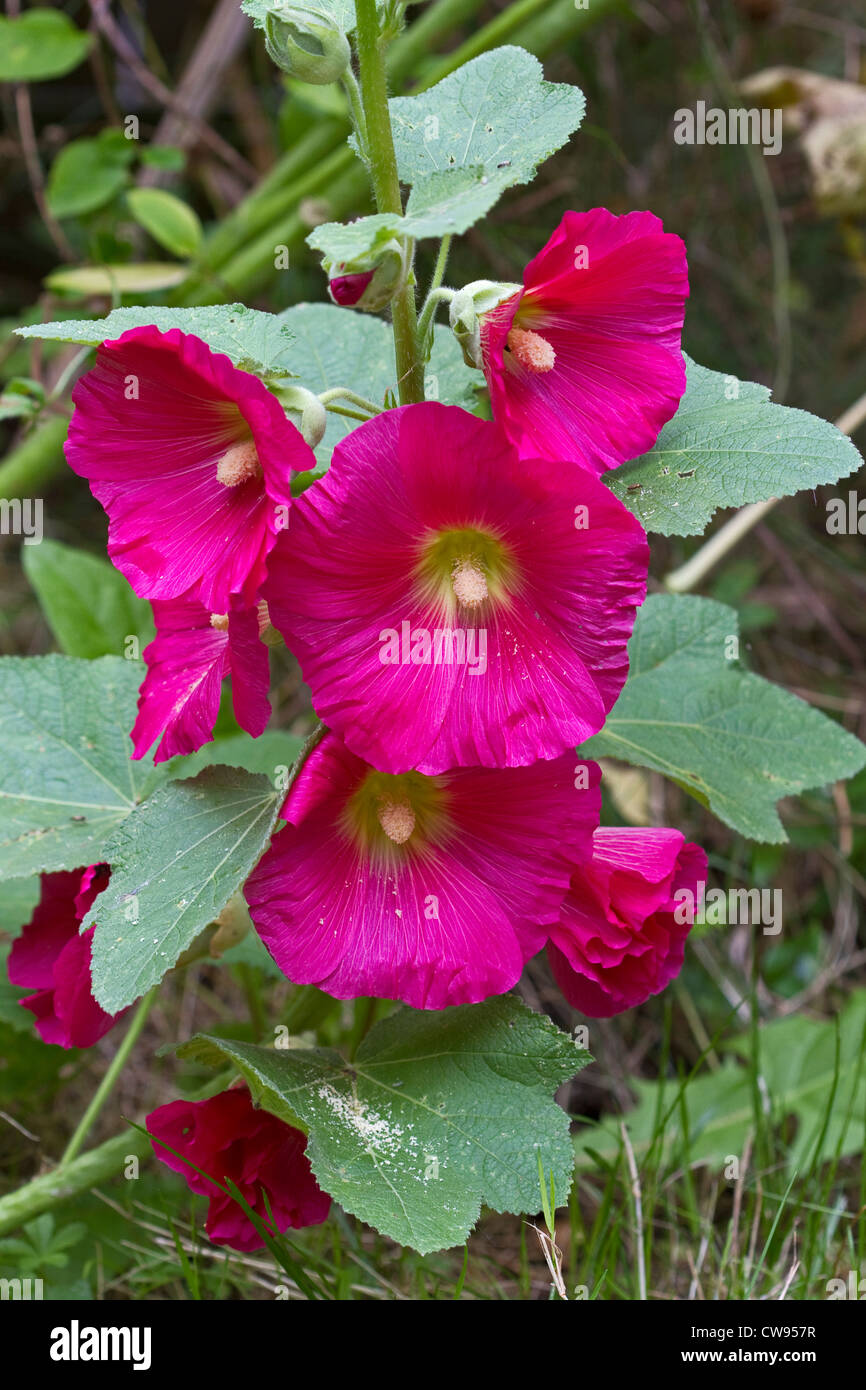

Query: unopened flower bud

[264,4,351,86]
[325,242,405,313]
[275,384,327,449]
[449,278,521,369]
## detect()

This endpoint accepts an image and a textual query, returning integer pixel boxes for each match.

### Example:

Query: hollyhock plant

[547,827,707,1018]
[65,326,315,612]
[131,592,272,764]
[263,401,649,775]
[244,732,601,1009]
[147,1087,330,1252]
[7,865,122,1048]
[479,208,689,475]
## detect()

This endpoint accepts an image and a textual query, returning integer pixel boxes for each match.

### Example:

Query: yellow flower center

[341,769,451,865]
[414,526,514,616]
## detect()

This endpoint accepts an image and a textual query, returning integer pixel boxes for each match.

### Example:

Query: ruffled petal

[264,403,647,773]
[482,208,689,474]
[244,733,600,1009]
[66,326,313,610]
[131,593,269,763]
[548,827,707,1017]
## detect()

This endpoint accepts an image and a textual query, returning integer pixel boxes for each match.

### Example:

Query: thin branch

[88,0,257,184]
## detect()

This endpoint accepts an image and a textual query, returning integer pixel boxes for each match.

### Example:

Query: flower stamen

[216,439,263,487]
[376,797,416,845]
[210,612,230,631]
[506,327,556,373]
[451,557,489,608]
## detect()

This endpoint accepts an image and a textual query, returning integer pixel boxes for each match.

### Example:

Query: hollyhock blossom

[8,865,122,1048]
[479,209,689,475]
[147,1088,330,1252]
[131,592,271,763]
[244,731,601,1009]
[547,827,707,1018]
[263,402,648,775]
[65,326,315,611]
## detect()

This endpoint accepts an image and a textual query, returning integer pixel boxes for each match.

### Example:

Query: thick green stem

[0,1129,152,1238]
[176,0,616,307]
[354,0,424,404]
[60,987,158,1166]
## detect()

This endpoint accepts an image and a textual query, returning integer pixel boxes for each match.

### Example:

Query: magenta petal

[147,1090,329,1252]
[549,827,708,1017]
[65,326,314,611]
[227,606,271,739]
[244,732,600,1009]
[51,927,120,1048]
[8,870,81,990]
[482,208,689,475]
[329,270,374,306]
[9,868,121,1048]
[264,402,648,773]
[131,592,270,763]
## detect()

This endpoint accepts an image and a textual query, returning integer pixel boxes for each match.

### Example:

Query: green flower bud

[327,242,406,312]
[275,384,327,449]
[449,278,521,369]
[264,4,351,86]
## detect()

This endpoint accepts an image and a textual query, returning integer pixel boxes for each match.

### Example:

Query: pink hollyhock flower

[263,402,648,775]
[244,731,601,1009]
[65,326,315,612]
[7,865,122,1048]
[131,592,271,763]
[547,827,707,1018]
[480,209,689,475]
[147,1088,330,1252]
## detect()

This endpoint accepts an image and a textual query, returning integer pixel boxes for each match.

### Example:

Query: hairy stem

[354,0,424,404]
[0,1130,153,1239]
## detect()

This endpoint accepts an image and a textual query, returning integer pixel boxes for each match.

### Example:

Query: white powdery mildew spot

[317,1084,405,1156]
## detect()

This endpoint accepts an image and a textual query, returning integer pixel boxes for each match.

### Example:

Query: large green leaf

[16,304,298,378]
[0,9,92,83]
[173,730,304,783]
[23,540,154,660]
[607,357,863,536]
[583,595,866,842]
[86,767,281,1013]
[308,165,509,255]
[321,46,585,248]
[179,995,588,1254]
[242,0,366,37]
[575,991,866,1175]
[0,877,40,936]
[0,656,159,878]
[390,45,585,186]
[277,303,479,465]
